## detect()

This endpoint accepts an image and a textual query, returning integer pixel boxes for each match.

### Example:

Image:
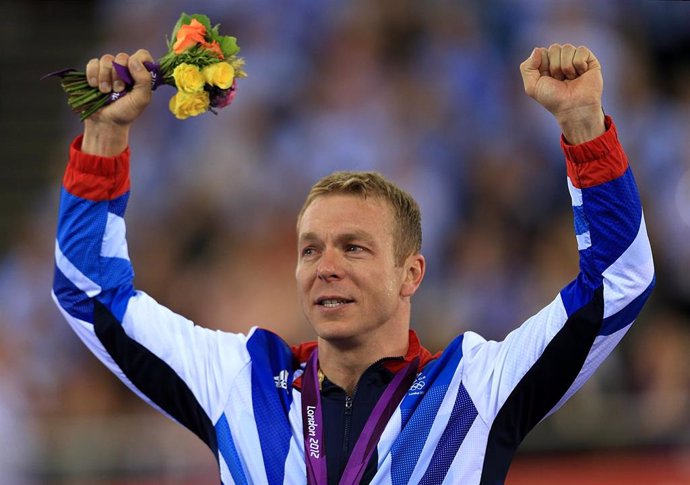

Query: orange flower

[173,19,207,54]
[202,40,224,59]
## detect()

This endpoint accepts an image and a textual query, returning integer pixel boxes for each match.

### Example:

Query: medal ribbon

[302,349,419,485]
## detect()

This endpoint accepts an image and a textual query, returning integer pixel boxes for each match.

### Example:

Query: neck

[317,330,410,395]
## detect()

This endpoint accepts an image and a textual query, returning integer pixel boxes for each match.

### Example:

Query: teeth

[321,299,348,308]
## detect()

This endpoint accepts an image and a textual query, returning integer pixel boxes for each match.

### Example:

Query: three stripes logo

[274,369,289,390]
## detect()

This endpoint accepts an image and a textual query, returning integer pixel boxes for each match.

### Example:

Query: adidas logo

[274,369,289,390]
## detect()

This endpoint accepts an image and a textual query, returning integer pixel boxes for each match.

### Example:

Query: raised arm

[459,45,655,480]
[52,50,252,449]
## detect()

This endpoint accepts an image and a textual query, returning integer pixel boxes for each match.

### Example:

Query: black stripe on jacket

[480,285,604,484]
[93,300,219,457]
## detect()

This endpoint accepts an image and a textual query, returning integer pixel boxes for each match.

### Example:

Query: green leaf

[219,36,240,57]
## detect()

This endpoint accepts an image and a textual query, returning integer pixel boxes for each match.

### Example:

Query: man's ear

[400,253,425,298]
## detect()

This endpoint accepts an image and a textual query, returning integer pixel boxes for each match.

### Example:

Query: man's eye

[346,245,364,253]
[301,247,315,257]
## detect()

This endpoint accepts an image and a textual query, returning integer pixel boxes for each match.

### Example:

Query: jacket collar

[291,330,437,390]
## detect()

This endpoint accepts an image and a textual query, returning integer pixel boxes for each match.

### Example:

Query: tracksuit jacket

[52,116,655,484]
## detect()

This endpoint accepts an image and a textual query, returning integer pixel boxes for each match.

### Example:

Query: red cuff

[561,116,628,189]
[63,134,131,201]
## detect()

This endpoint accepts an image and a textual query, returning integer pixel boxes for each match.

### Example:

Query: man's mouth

[316,298,354,308]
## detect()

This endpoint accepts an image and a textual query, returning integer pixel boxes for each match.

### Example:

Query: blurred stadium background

[1,0,689,483]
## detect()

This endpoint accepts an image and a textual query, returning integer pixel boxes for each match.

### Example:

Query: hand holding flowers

[44,13,246,121]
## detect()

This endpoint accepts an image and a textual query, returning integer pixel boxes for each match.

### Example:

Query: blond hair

[297,171,422,265]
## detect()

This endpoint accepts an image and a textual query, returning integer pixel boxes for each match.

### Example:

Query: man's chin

[312,322,361,347]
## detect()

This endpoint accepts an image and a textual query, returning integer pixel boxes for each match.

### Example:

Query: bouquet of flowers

[44,13,246,121]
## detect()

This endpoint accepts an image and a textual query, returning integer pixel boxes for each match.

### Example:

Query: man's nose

[316,249,342,281]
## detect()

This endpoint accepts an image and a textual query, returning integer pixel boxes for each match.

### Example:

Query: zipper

[338,356,407,477]
[342,393,354,456]
[340,356,404,457]
[345,394,353,412]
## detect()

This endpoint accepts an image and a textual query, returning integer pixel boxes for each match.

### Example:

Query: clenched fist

[520,44,605,144]
[82,49,155,156]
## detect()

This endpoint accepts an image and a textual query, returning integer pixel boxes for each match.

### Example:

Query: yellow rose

[172,63,205,93]
[202,62,235,89]
[168,91,210,119]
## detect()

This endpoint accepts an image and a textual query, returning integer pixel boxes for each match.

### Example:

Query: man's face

[296,194,416,345]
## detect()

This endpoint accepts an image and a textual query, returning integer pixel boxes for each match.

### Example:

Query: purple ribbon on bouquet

[42,61,164,105]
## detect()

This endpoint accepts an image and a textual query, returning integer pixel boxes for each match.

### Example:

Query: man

[53,44,654,484]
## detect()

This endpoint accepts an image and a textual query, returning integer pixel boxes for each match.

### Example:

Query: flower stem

[80,96,111,121]
[71,90,104,108]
